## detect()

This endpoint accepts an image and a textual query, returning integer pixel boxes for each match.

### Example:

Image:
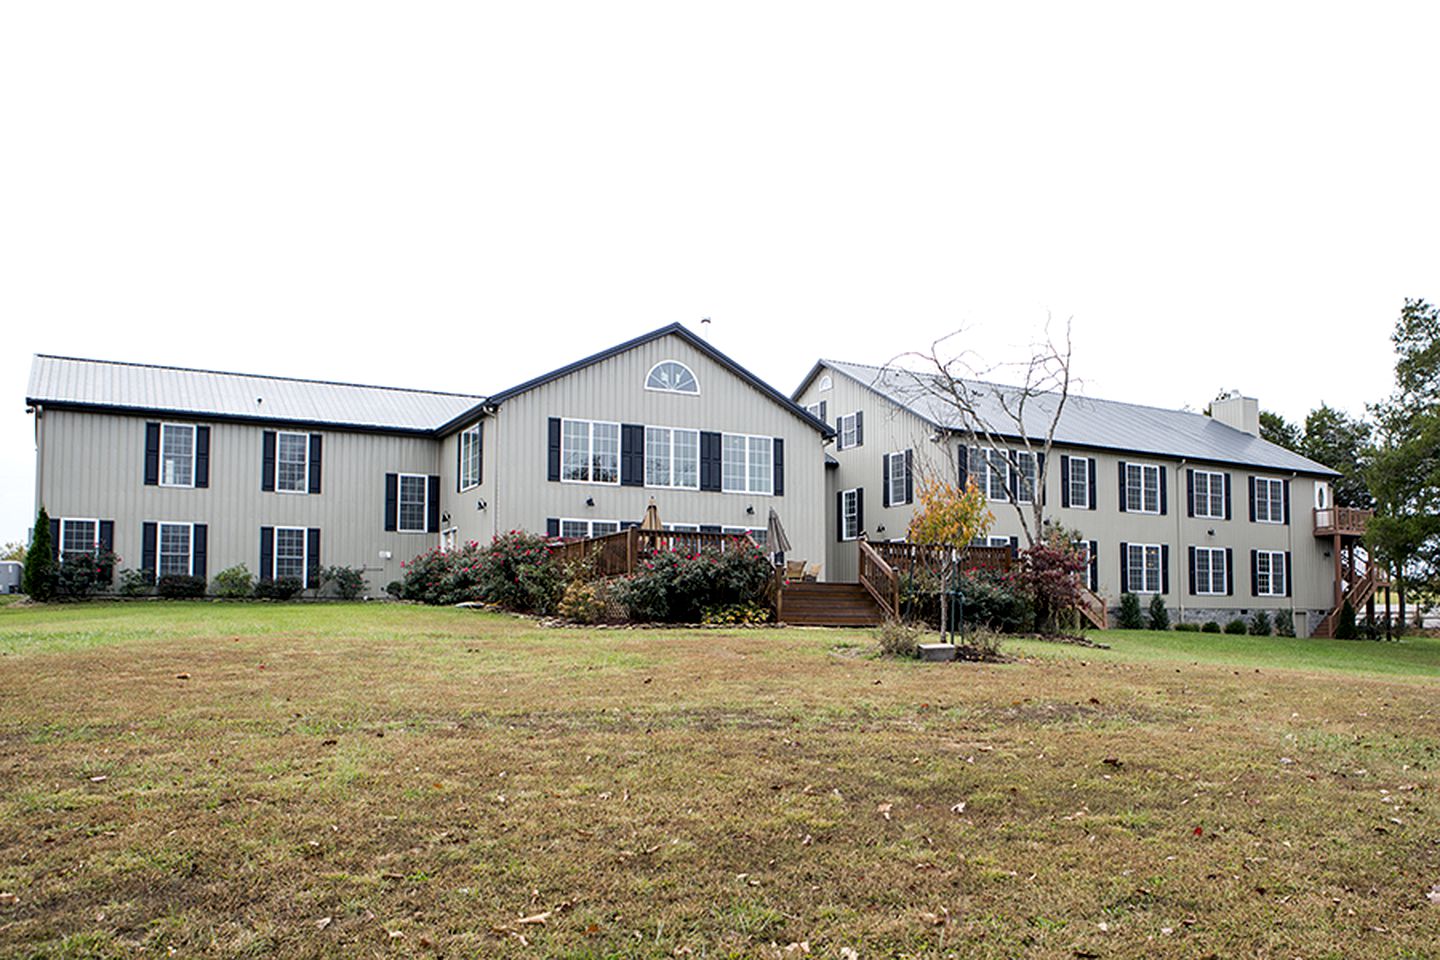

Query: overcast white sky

[2,2,1437,544]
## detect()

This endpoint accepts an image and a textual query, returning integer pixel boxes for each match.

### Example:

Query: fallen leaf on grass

[315,917,332,930]
[950,802,967,814]
[783,943,810,954]
[877,803,893,821]
[516,910,551,925]
[919,908,948,926]
[1427,885,1440,905]
[1102,757,1122,767]
[840,949,859,960]
[175,673,190,680]
[0,893,17,906]
[89,776,107,783]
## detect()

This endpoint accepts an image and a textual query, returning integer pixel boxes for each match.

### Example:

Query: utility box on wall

[0,561,21,594]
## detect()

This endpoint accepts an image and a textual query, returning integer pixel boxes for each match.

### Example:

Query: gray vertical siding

[797,361,1343,633]
[35,409,440,594]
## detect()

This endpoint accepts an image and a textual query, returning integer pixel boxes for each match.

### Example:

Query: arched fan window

[645,361,699,395]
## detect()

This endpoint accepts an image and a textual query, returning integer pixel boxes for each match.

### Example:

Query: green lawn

[0,602,1437,958]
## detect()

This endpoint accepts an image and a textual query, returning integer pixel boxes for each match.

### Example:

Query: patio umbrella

[640,497,663,531]
[766,507,792,554]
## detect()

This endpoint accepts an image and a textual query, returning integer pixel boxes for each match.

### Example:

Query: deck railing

[548,528,760,578]
[1314,506,1373,537]
[857,539,900,618]
[867,540,1014,579]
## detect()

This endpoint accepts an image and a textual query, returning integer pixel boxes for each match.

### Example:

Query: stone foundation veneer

[1106,605,1329,638]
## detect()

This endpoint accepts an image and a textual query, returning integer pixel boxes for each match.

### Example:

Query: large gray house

[24,327,1376,638]
[793,359,1376,637]
[25,324,831,595]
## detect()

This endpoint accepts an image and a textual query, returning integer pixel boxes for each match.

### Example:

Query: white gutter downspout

[1176,458,1186,624]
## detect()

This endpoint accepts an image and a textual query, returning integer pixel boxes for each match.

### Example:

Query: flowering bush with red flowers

[54,550,120,599]
[400,531,564,613]
[614,538,774,623]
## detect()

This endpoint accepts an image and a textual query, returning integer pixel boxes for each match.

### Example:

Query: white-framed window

[276,431,310,493]
[819,375,833,392]
[560,519,621,539]
[721,433,773,494]
[972,534,1014,548]
[561,419,620,485]
[1073,539,1097,591]
[1126,542,1164,593]
[460,424,482,491]
[841,489,860,541]
[1193,469,1226,519]
[160,423,196,487]
[664,523,700,533]
[60,518,100,561]
[722,526,768,547]
[645,360,699,395]
[157,522,194,577]
[1255,550,1287,596]
[645,426,700,489]
[397,474,428,533]
[969,447,1023,502]
[805,402,821,418]
[274,527,307,582]
[837,413,861,450]
[1067,456,1091,508]
[1254,477,1285,523]
[1125,462,1161,514]
[886,451,909,506]
[1193,546,1226,595]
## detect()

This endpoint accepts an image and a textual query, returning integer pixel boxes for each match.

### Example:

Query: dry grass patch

[0,603,1437,958]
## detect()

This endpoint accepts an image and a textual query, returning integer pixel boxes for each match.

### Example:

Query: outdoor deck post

[1333,533,1343,612]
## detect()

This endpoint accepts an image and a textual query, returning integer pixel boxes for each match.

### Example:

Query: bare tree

[887,317,1076,548]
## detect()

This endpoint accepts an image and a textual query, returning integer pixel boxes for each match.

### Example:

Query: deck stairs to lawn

[1312,545,1389,638]
[777,580,888,627]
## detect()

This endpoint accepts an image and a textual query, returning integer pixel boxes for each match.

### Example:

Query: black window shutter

[1036,452,1046,506]
[904,449,914,504]
[1282,481,1291,526]
[547,418,562,482]
[1188,546,1197,595]
[427,476,441,533]
[384,473,398,531]
[882,454,891,508]
[700,524,722,534]
[261,431,277,492]
[773,438,784,496]
[546,518,559,537]
[195,426,210,488]
[1250,549,1259,596]
[700,431,722,492]
[1248,476,1256,522]
[1060,455,1071,508]
[855,487,864,536]
[956,446,969,488]
[1118,461,1128,512]
[836,491,844,542]
[142,522,157,577]
[306,528,320,590]
[97,520,115,581]
[1087,458,1097,510]
[1285,552,1293,597]
[1186,469,1195,517]
[855,411,864,447]
[144,422,161,485]
[1159,466,1168,515]
[1009,535,1019,558]
[1161,544,1170,594]
[1225,547,1234,595]
[49,518,60,560]
[1224,473,1232,520]
[260,527,274,581]
[308,434,323,494]
[620,424,645,487]
[1119,542,1129,593]
[193,524,208,581]
[819,400,827,425]
[1089,541,1098,592]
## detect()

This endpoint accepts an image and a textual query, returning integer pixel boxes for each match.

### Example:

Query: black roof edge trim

[27,400,441,438]
[487,322,834,437]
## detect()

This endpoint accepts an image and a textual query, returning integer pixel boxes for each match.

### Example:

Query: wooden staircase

[1076,585,1108,629]
[778,581,888,627]
[1312,546,1389,638]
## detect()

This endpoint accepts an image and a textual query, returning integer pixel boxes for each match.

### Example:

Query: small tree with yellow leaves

[907,476,993,640]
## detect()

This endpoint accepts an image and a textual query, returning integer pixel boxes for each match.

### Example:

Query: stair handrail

[857,537,900,618]
[1075,584,1107,629]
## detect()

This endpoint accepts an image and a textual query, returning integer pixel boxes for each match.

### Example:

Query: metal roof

[820,359,1339,477]
[27,355,487,434]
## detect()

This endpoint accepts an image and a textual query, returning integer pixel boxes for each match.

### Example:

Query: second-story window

[1125,463,1161,513]
[160,424,195,487]
[645,426,700,489]
[1193,469,1226,518]
[276,432,310,493]
[837,412,863,450]
[1253,477,1286,523]
[561,419,620,484]
[722,434,773,494]
[460,424,482,490]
